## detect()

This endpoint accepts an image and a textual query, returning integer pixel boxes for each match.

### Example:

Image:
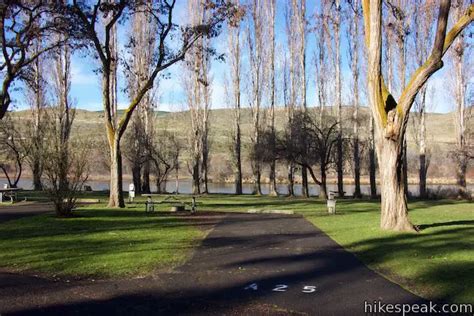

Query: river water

[4,178,473,197]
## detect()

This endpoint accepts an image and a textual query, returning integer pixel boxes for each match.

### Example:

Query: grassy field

[1,193,472,302]
[0,203,205,279]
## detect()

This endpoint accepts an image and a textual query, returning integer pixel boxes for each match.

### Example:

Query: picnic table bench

[0,187,21,203]
[141,194,199,213]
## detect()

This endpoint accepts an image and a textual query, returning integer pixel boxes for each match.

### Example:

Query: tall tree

[24,37,47,191]
[348,0,362,198]
[125,0,157,194]
[69,0,238,207]
[450,0,472,193]
[247,0,266,195]
[362,0,473,231]
[227,3,243,195]
[411,0,436,198]
[184,0,213,195]
[334,0,344,197]
[266,0,278,196]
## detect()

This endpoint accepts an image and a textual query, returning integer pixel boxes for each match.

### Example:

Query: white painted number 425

[302,285,317,293]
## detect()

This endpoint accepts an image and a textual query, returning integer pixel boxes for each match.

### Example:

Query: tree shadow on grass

[1,214,427,315]
[418,220,474,230]
[345,225,474,303]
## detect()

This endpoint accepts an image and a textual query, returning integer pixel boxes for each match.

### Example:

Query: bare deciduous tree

[411,0,436,198]
[0,115,25,188]
[347,0,362,198]
[449,0,473,194]
[68,0,239,207]
[43,40,89,217]
[246,0,266,195]
[227,4,243,195]
[362,0,473,231]
[0,3,70,119]
[277,111,339,200]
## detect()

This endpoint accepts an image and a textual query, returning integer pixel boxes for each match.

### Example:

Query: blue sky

[9,0,471,114]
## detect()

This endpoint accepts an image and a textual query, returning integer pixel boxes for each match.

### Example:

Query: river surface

[4,178,473,197]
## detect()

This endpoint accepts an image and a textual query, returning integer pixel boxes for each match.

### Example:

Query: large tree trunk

[378,137,416,231]
[108,138,125,208]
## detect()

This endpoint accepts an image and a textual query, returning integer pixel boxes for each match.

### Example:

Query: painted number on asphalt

[243,283,317,294]
[244,283,258,290]
[302,285,317,293]
[272,284,288,292]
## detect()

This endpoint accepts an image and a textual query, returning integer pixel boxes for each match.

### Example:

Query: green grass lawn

[2,192,473,302]
[0,203,205,279]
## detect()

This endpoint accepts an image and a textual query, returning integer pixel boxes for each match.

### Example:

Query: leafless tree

[42,108,89,217]
[0,2,71,119]
[124,0,158,194]
[227,3,243,195]
[182,0,216,195]
[347,0,363,198]
[0,115,25,188]
[68,0,240,207]
[149,130,180,194]
[410,0,437,198]
[362,0,473,231]
[265,0,278,196]
[42,39,89,217]
[277,110,339,200]
[449,0,473,194]
[246,0,266,195]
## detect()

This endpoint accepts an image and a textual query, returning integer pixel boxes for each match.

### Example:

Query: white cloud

[71,63,99,86]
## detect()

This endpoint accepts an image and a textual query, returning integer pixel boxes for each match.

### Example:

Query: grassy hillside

[9,107,473,182]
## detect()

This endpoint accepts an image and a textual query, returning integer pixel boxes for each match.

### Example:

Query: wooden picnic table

[0,187,22,203]
[140,194,198,213]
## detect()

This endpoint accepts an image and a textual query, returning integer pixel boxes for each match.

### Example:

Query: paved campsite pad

[0,212,426,315]
[0,202,54,223]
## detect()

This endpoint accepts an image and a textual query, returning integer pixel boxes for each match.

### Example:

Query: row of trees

[0,1,241,209]
[0,1,472,231]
